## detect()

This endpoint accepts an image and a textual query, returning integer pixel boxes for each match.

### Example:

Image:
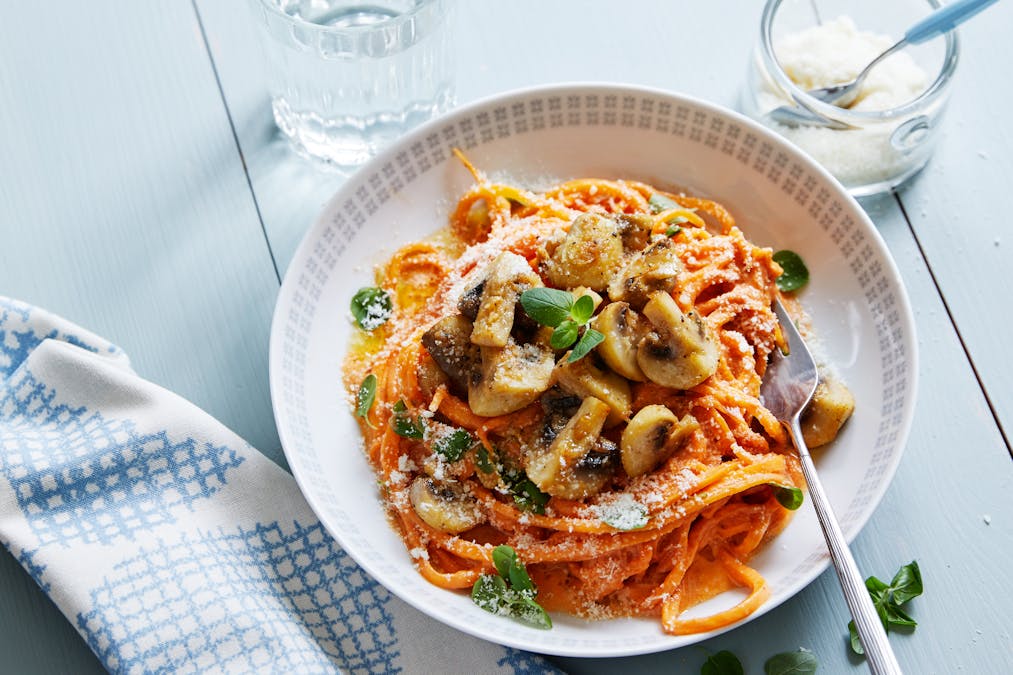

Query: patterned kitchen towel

[0,297,562,675]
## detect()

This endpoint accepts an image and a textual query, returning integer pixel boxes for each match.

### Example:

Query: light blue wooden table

[1,2,1011,673]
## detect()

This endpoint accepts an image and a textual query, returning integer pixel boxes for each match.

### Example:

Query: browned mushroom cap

[607,238,683,310]
[457,278,485,320]
[614,213,656,252]
[620,405,699,477]
[636,292,718,389]
[421,315,481,393]
[526,396,614,499]
[801,372,855,448]
[409,476,485,534]
[554,353,632,427]
[592,301,647,382]
[468,339,555,417]
[471,252,542,348]
[543,213,626,292]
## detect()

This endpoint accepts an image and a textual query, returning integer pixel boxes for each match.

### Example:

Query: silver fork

[761,299,902,675]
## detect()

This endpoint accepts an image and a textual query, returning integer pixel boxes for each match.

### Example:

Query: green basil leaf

[392,416,423,439]
[865,575,889,595]
[503,467,550,514]
[551,320,580,350]
[474,446,495,474]
[764,648,818,675]
[889,561,922,605]
[520,288,574,327]
[649,193,679,213]
[567,328,604,362]
[508,561,535,594]
[665,225,683,237]
[570,294,595,324]
[432,427,474,461]
[883,602,917,628]
[472,573,552,629]
[513,594,553,629]
[350,287,392,330]
[492,545,516,580]
[701,650,744,675]
[471,574,509,613]
[390,400,423,439]
[356,374,377,418]
[849,620,864,655]
[773,250,810,292]
[773,484,804,510]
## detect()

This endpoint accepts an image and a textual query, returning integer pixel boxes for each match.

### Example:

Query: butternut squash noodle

[343,150,814,635]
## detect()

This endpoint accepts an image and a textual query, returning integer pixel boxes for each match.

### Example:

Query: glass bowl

[740,0,959,196]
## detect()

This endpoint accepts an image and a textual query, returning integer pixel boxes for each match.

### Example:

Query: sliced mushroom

[607,238,683,310]
[614,213,656,252]
[469,340,555,417]
[539,388,583,445]
[526,396,614,499]
[620,405,699,477]
[801,373,855,448]
[592,301,647,381]
[555,354,632,427]
[457,279,486,320]
[543,213,625,292]
[409,476,485,534]
[416,353,450,399]
[421,315,481,393]
[637,292,719,389]
[472,252,542,348]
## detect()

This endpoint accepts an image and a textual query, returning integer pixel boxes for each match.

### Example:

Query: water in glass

[255,0,455,167]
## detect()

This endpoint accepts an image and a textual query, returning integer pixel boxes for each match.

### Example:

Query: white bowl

[269,83,918,657]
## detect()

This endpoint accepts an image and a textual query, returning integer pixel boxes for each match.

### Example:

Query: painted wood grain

[0,2,281,461]
[894,0,1013,449]
[0,2,281,672]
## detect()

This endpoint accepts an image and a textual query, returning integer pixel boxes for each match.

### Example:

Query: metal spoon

[760,299,902,674]
[768,0,998,127]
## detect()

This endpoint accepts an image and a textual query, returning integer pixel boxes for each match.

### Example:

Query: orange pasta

[343,151,810,635]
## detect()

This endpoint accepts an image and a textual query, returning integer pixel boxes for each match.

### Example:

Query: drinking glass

[252,0,455,167]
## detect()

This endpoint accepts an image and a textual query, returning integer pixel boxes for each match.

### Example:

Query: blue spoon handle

[905,0,1000,44]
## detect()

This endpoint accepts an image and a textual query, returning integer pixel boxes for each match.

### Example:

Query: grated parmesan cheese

[756,16,931,188]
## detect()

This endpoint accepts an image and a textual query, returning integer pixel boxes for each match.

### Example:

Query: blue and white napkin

[0,297,561,674]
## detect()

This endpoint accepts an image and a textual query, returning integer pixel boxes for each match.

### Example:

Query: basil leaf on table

[700,650,744,675]
[764,648,818,675]
[847,560,923,655]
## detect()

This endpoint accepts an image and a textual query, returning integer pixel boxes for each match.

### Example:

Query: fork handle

[788,419,903,675]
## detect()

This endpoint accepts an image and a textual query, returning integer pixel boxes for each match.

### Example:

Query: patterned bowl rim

[269,82,919,656]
